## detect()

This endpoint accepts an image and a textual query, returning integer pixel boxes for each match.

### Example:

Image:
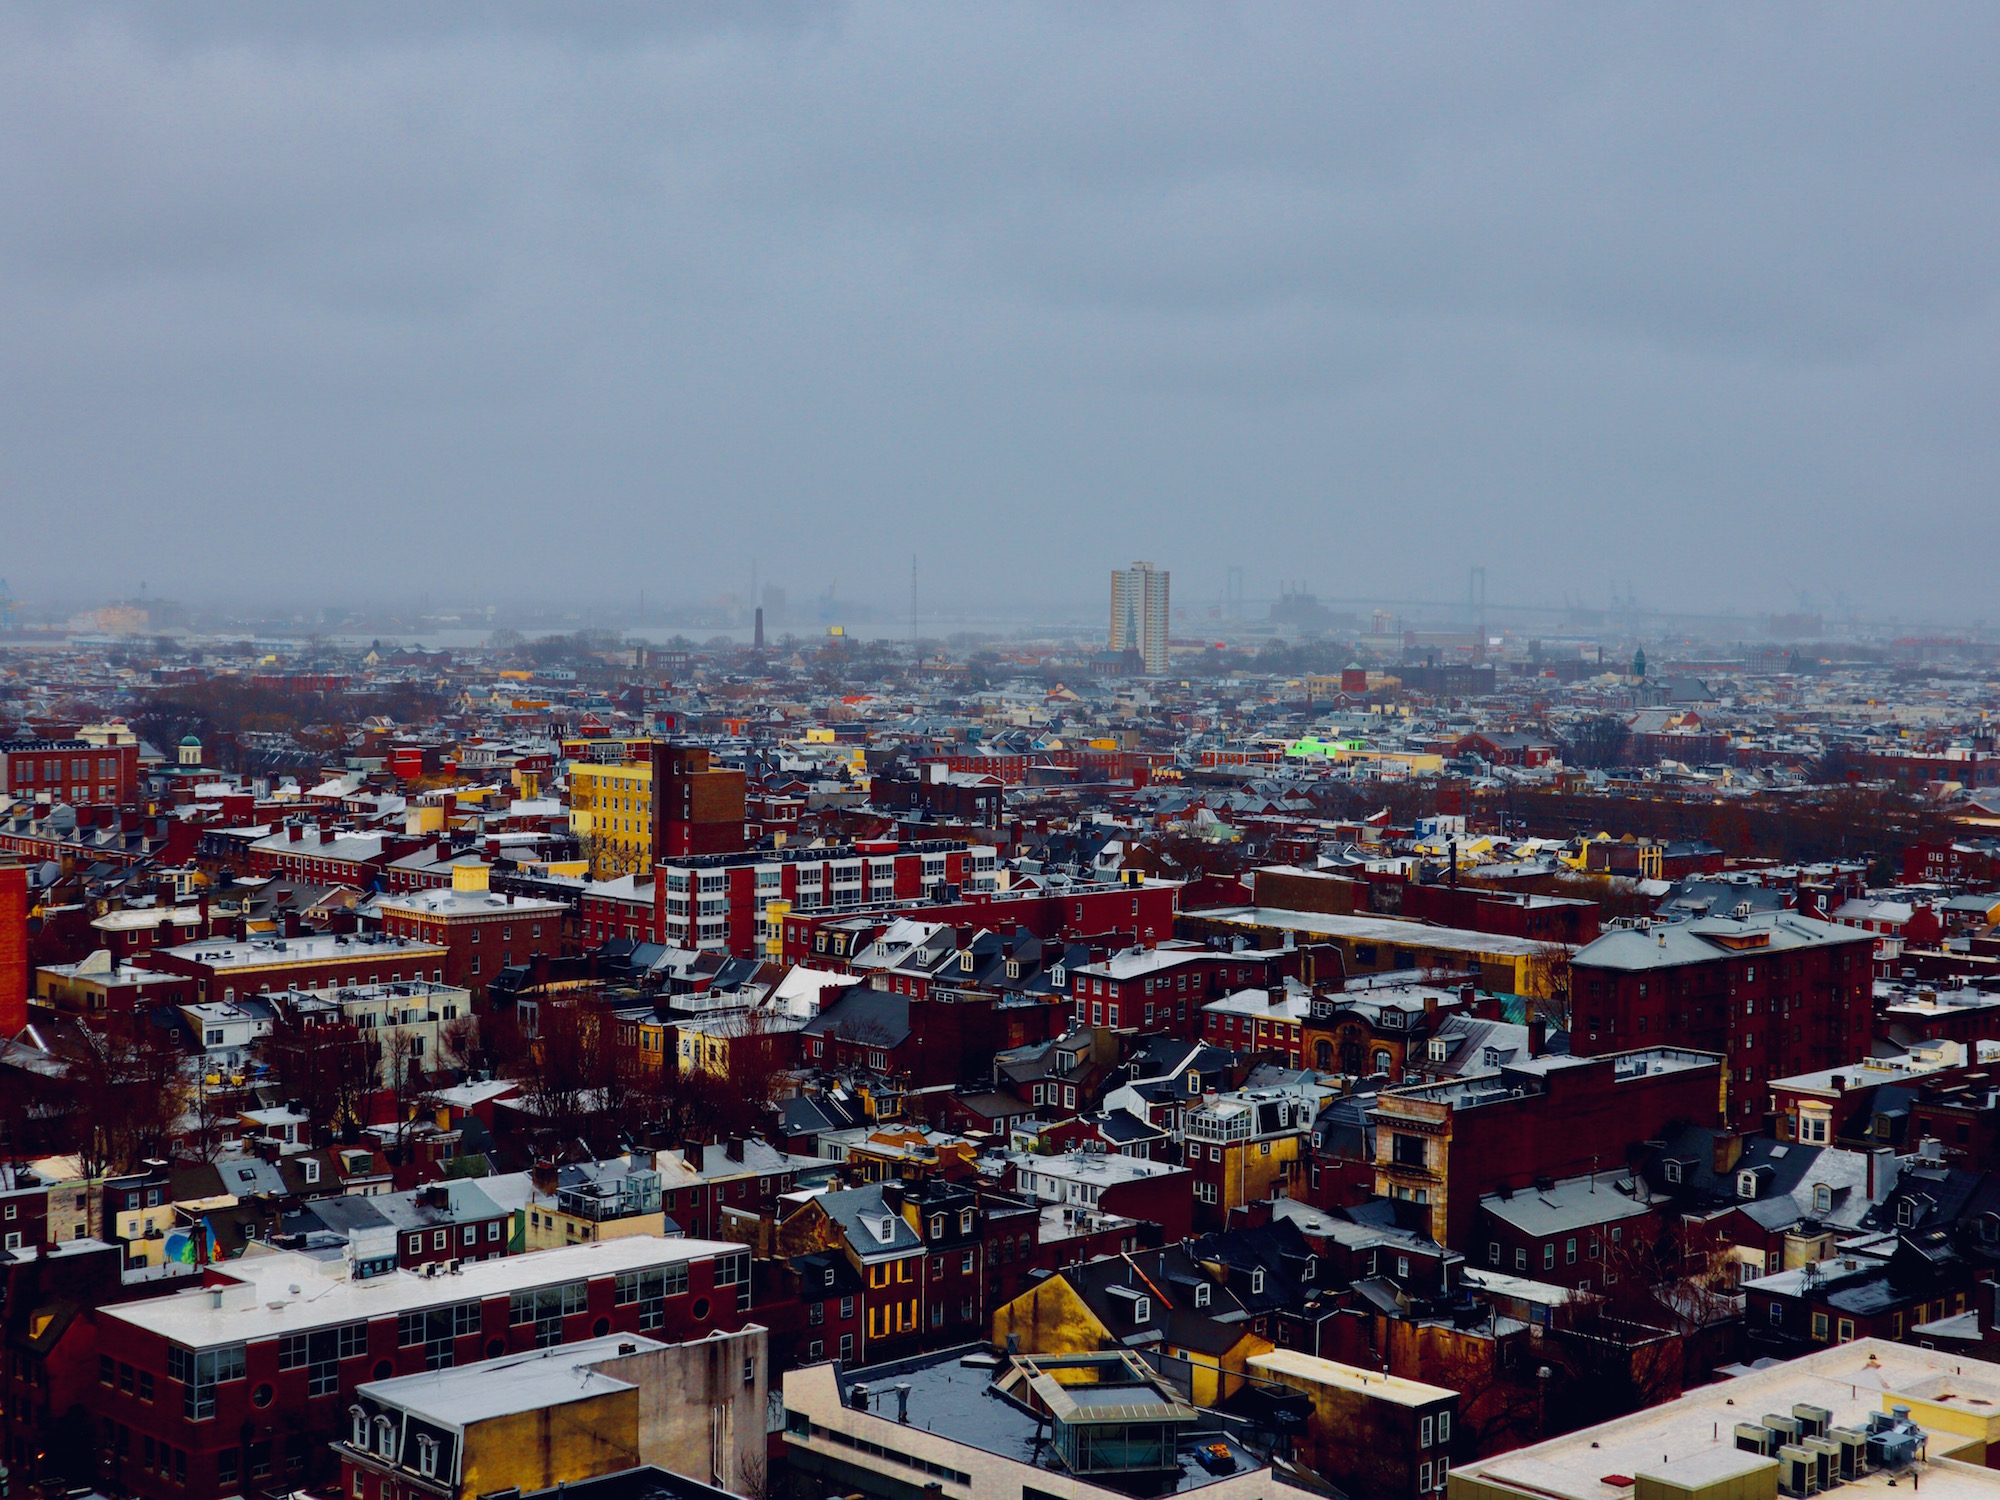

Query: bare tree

[382,1026,441,1162]
[1523,944,1575,1032]
[258,1017,381,1142]
[66,1015,189,1177]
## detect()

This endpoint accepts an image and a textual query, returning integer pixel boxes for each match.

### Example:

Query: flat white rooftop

[1454,1339,2000,1500]
[101,1237,742,1350]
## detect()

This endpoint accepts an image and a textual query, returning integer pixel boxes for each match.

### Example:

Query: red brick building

[650,743,747,858]
[1367,1046,1725,1249]
[579,838,1002,957]
[1570,913,1875,1126]
[1,862,26,1035]
[85,1237,753,1500]
[366,883,566,1002]
[1,736,140,807]
[139,931,449,1004]
[245,824,418,886]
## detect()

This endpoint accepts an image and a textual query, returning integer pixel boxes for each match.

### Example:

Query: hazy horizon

[4,5,1996,621]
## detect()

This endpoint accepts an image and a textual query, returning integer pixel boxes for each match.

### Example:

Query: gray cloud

[2,3,1995,622]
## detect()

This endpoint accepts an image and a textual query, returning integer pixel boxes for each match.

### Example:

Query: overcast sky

[3,4,1996,624]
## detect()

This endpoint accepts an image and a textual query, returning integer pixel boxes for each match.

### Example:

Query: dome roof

[179,734,202,746]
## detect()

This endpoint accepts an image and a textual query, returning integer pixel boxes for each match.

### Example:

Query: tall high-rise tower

[1109,561,1170,674]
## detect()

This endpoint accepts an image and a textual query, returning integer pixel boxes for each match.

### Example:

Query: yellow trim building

[571,760,653,877]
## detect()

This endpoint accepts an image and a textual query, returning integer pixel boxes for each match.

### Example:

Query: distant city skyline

[1,8,1996,617]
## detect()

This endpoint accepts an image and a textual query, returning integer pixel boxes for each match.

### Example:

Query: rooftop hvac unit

[1865,1407,1925,1471]
[1803,1437,1842,1491]
[1764,1415,1804,1446]
[1793,1404,1834,1440]
[1777,1445,1820,1498]
[1737,1424,1781,1457]
[1825,1428,1870,1480]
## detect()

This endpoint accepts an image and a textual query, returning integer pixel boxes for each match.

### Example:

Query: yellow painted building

[990,1263,1273,1407]
[344,1327,769,1499]
[571,759,653,877]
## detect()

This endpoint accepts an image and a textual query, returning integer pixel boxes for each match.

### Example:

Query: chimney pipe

[894,1383,911,1423]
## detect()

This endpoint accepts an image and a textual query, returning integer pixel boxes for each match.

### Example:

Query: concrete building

[1449,1339,1997,1500]
[784,1347,1276,1500]
[1111,562,1171,674]
[338,1327,768,1500]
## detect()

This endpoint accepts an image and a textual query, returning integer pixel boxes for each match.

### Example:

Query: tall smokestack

[753,607,765,651]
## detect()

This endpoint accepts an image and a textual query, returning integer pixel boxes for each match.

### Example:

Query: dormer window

[1897,1199,1918,1227]
[931,1215,945,1238]
[1428,1039,1448,1063]
[415,1434,439,1479]
[824,1268,835,1287]
[374,1415,397,1463]
[960,1209,974,1234]
[1663,1160,1683,1185]
[1194,1283,1211,1308]
[1007,961,1020,980]
[1133,1296,1151,1324]
[960,951,974,972]
[1737,1170,1759,1200]
[877,1216,897,1244]
[302,1158,320,1185]
[1050,965,1065,988]
[1187,1072,1200,1095]
[1813,1185,1833,1214]
[1251,1269,1265,1295]
[351,1409,369,1449]
[1303,1256,1317,1282]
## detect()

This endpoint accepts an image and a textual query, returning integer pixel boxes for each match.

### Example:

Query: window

[1438,1411,1451,1443]
[1565,1237,1577,1265]
[1836,1318,1854,1343]
[1812,1311,1829,1341]
[1543,1244,1555,1270]
[1422,1415,1435,1447]
[1487,1242,1500,1265]
[168,1343,244,1421]
[1194,1283,1211,1308]
[1515,1248,1528,1271]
